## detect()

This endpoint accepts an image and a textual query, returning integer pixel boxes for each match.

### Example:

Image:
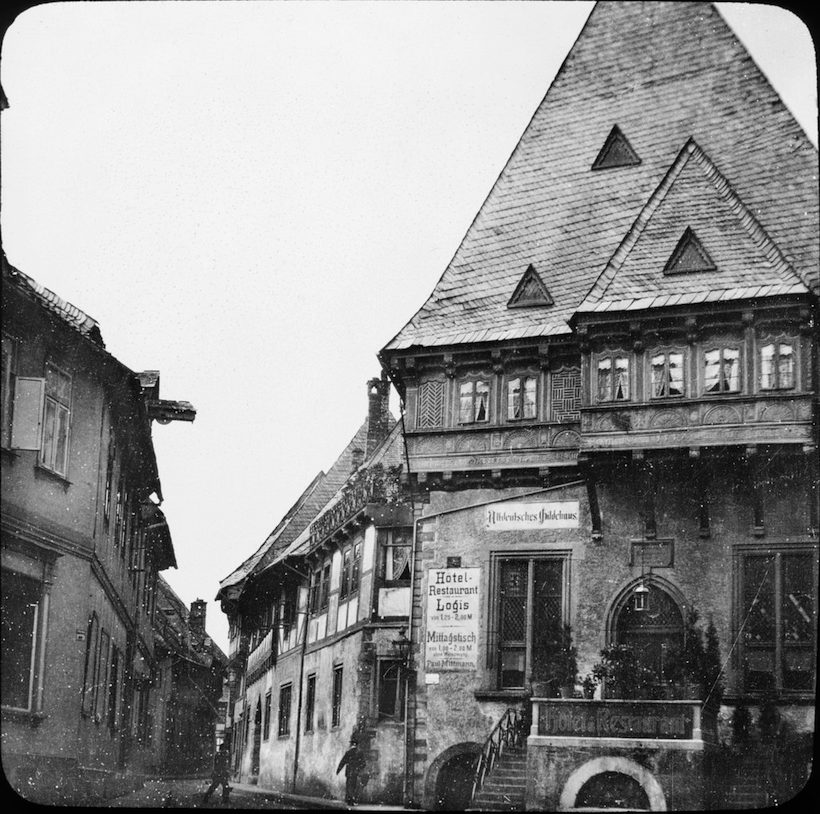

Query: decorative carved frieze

[309,464,404,549]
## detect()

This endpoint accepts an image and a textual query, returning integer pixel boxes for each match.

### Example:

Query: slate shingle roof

[383,1,818,352]
[576,139,807,312]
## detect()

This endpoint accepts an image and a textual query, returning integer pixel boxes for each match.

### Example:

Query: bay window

[507,376,537,420]
[650,351,684,398]
[597,354,630,402]
[704,347,740,393]
[459,380,490,424]
[760,341,794,390]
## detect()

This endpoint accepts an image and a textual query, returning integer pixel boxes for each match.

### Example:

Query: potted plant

[592,643,654,699]
[581,673,598,699]
[556,624,578,698]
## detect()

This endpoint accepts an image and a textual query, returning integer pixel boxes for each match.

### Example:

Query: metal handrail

[469,706,528,806]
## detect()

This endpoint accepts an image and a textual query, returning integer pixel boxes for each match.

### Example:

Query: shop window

[507,376,537,420]
[379,529,411,583]
[704,347,740,393]
[760,342,794,390]
[278,684,292,737]
[1,333,15,448]
[340,543,361,600]
[39,362,72,476]
[1,569,46,712]
[739,549,817,694]
[304,673,316,732]
[597,355,630,402]
[459,380,490,424]
[650,351,684,398]
[331,665,343,727]
[377,659,405,721]
[263,691,272,740]
[494,556,566,689]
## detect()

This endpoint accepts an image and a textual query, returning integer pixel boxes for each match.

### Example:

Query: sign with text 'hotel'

[485,501,580,530]
[425,567,480,672]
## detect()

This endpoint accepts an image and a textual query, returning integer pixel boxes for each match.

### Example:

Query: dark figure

[203,742,232,803]
[336,737,366,805]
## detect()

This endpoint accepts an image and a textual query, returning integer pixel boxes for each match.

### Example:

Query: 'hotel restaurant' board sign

[425,567,480,671]
[485,501,580,530]
[538,701,695,740]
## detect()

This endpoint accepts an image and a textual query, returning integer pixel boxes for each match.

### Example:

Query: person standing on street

[336,736,366,805]
[202,742,232,804]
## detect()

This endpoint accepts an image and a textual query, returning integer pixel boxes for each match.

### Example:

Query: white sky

[1,1,816,652]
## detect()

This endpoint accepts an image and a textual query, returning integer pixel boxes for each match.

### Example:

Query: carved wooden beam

[578,455,602,541]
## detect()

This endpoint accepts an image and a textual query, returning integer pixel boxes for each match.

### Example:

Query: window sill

[34,462,72,487]
[0,446,18,460]
[2,707,47,727]
[473,689,532,702]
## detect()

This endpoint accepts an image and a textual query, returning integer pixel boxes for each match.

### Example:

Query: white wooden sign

[485,501,580,530]
[425,567,480,671]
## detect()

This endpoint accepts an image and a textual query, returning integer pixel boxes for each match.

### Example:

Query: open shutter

[11,377,45,450]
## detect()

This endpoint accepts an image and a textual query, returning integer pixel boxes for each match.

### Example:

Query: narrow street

[84,778,344,810]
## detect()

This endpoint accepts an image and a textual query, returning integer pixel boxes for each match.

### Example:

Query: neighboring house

[379,2,817,811]
[217,375,415,804]
[1,258,195,803]
[151,579,227,777]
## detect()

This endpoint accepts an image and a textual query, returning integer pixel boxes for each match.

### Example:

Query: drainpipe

[291,586,309,793]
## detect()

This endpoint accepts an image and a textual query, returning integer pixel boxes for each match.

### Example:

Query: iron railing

[469,706,529,806]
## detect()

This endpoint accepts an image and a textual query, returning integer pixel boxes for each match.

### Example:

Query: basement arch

[423,742,482,811]
[559,757,666,811]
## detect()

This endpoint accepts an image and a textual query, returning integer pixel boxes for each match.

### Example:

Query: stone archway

[558,757,666,811]
[423,742,482,811]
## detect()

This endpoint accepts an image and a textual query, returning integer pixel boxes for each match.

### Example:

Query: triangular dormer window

[507,264,554,308]
[663,228,717,274]
[592,125,641,170]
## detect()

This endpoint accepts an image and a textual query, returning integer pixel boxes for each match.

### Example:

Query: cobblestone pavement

[84,777,335,809]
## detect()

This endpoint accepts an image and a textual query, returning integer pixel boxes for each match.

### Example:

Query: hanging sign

[485,501,580,530]
[425,567,480,671]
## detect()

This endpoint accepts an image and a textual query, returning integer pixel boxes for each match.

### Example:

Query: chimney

[366,372,390,459]
[189,599,207,636]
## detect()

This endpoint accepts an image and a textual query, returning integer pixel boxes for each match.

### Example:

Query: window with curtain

[507,376,537,419]
[704,347,740,393]
[459,380,490,423]
[597,355,630,402]
[650,351,684,398]
[759,341,794,390]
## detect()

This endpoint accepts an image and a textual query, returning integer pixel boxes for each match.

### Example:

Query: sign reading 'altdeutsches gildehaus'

[485,501,580,530]
[425,567,480,671]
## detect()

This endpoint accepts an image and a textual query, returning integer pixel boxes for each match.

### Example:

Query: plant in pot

[529,624,577,697]
[593,643,652,699]
[554,624,578,698]
[581,673,598,699]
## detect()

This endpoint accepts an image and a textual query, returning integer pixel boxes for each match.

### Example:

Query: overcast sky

[1,1,816,652]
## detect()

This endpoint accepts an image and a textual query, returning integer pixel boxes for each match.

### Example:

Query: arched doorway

[424,743,482,811]
[576,771,650,809]
[434,752,479,811]
[613,581,684,686]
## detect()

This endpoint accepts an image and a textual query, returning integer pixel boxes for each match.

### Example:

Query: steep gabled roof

[576,139,808,313]
[216,421,369,598]
[382,1,817,352]
[268,419,405,565]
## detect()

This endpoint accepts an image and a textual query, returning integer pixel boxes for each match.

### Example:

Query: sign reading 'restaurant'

[425,567,480,672]
[485,501,580,530]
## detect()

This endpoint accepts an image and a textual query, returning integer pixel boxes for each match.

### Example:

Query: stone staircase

[721,753,771,809]
[468,745,527,812]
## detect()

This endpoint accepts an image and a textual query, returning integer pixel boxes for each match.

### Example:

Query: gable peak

[508,264,554,309]
[663,227,717,275]
[592,125,641,170]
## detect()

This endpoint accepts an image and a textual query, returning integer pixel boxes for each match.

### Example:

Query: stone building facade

[378,2,817,810]
[1,259,195,802]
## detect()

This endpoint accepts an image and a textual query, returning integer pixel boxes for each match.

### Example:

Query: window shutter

[11,377,45,450]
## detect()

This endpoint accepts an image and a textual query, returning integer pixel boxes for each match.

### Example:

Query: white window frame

[596,352,631,403]
[649,348,686,399]
[703,345,741,394]
[458,378,491,424]
[506,374,538,420]
[39,362,72,476]
[758,338,796,391]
